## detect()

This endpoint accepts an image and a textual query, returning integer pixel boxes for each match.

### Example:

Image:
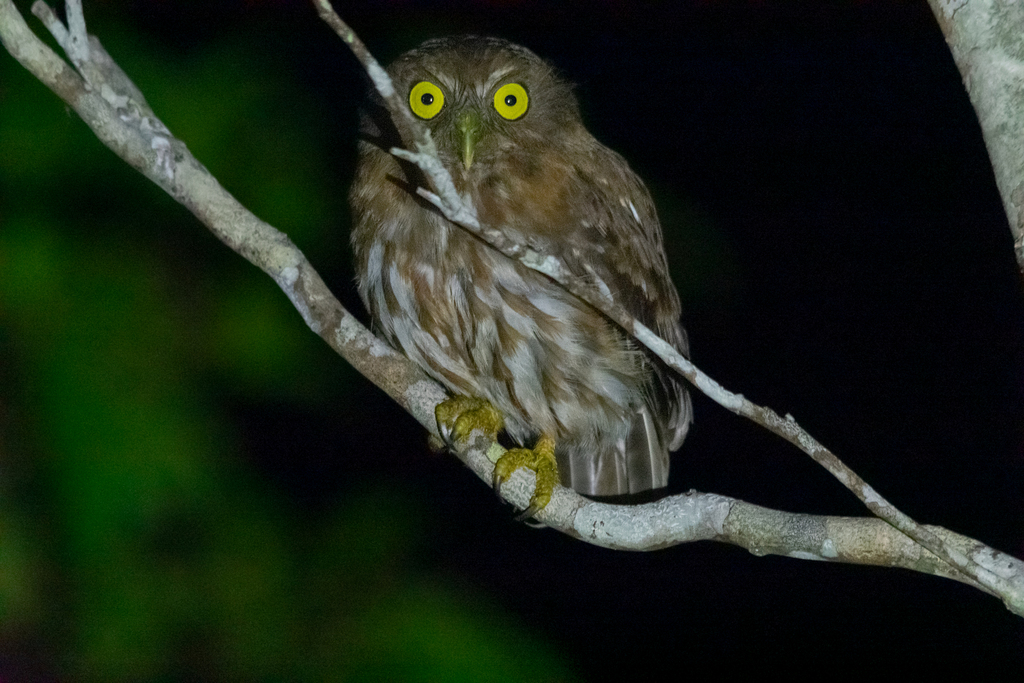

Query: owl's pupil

[504,94,517,107]
[421,93,434,106]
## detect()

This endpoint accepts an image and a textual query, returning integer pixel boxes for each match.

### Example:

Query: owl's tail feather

[562,406,670,497]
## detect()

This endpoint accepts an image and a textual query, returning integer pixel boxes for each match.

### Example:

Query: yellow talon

[435,396,504,445]
[435,397,558,519]
[494,434,559,519]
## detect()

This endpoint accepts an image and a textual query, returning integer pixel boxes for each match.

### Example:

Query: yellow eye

[409,81,445,119]
[493,83,528,120]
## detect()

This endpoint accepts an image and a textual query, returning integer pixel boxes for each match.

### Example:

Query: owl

[350,36,691,514]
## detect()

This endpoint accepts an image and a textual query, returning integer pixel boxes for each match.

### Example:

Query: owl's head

[383,36,584,173]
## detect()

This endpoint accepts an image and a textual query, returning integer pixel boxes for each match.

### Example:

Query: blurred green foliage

[0,13,572,681]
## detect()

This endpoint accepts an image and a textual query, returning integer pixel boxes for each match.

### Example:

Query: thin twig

[30,0,66,46]
[63,0,87,64]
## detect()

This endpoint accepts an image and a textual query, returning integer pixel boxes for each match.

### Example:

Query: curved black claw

[514,503,543,523]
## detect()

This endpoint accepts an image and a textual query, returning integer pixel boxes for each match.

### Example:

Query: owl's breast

[457,149,579,246]
[354,202,645,449]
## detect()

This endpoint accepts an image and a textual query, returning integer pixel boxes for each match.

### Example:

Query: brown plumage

[350,36,690,498]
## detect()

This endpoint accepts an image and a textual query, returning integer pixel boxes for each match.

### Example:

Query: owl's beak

[458,110,483,169]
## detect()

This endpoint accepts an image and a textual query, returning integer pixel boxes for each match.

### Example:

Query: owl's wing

[574,150,681,330]
[560,144,693,478]
[479,142,692,494]
[478,144,683,338]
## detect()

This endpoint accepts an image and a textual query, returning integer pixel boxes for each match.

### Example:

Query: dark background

[1,0,1022,678]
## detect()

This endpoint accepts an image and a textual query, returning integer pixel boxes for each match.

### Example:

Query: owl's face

[386,36,584,181]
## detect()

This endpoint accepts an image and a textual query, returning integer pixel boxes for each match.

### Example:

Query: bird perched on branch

[350,36,691,516]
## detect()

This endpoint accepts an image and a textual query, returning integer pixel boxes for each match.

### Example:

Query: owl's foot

[494,434,558,520]
[435,396,504,445]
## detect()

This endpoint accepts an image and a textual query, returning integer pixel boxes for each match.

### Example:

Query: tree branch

[2,0,1022,615]
[927,0,1024,271]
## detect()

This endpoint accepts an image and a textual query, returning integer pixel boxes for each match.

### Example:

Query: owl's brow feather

[477,64,518,96]
[425,64,524,101]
